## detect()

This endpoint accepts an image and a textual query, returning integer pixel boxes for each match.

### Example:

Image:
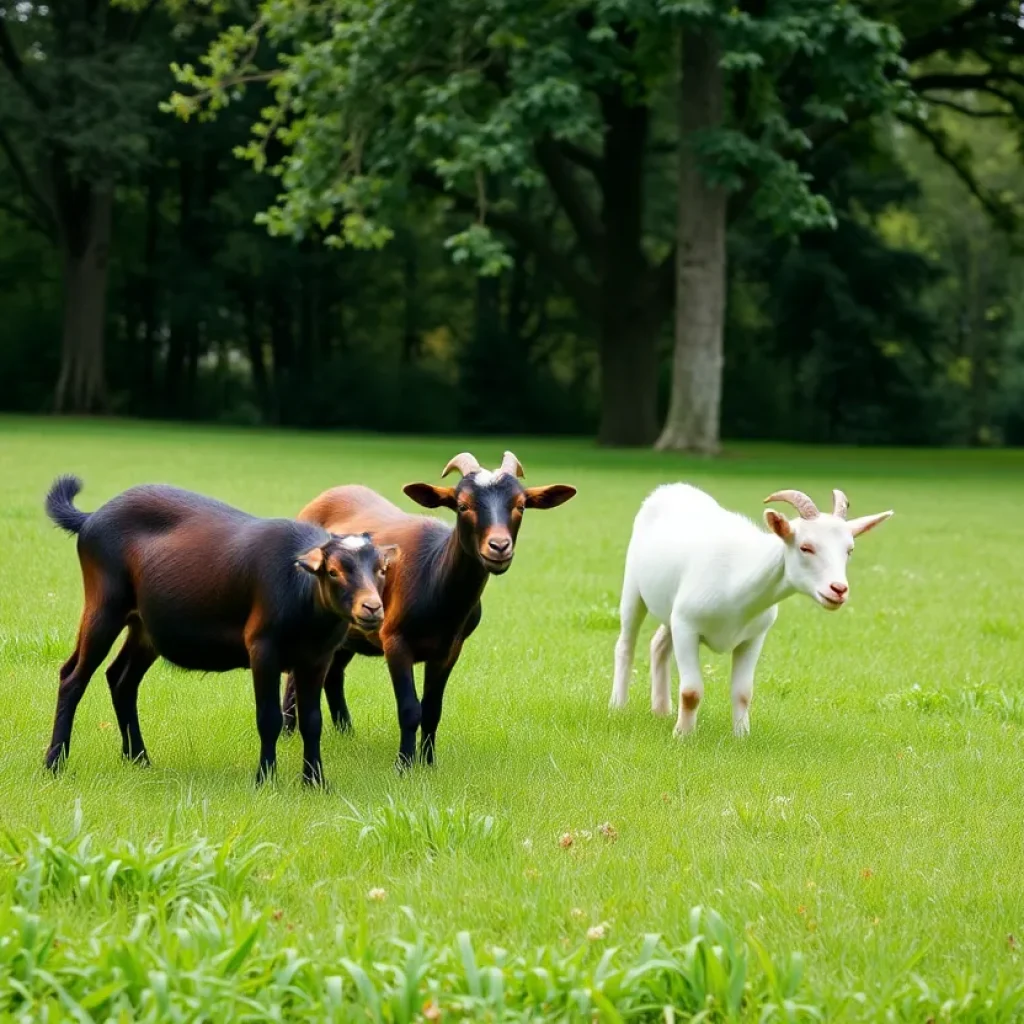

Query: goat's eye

[328,569,340,580]
[799,545,816,555]
[457,503,468,513]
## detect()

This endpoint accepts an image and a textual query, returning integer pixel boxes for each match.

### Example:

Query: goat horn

[441,452,481,479]
[763,489,820,520]
[499,450,524,478]
[832,489,849,520]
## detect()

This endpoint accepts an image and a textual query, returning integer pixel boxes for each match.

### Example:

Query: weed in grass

[343,795,509,860]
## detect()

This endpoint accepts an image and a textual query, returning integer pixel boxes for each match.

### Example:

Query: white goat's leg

[670,619,703,737]
[610,575,646,708]
[649,625,673,716]
[730,631,768,738]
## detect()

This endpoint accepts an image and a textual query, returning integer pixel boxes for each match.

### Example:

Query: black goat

[44,475,393,786]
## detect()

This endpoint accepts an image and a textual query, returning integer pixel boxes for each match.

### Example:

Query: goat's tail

[45,475,90,536]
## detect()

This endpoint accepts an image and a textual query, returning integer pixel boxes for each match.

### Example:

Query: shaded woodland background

[1,0,1024,449]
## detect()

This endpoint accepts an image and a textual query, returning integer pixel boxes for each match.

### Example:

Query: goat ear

[403,483,458,510]
[297,547,325,574]
[848,510,893,537]
[523,484,577,510]
[763,509,793,540]
[376,544,400,570]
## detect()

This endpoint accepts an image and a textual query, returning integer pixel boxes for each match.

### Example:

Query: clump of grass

[1,801,272,912]
[878,682,1024,724]
[343,796,510,860]
[572,602,620,632]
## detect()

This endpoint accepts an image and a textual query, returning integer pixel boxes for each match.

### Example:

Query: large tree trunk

[54,188,113,413]
[656,28,727,454]
[598,93,660,446]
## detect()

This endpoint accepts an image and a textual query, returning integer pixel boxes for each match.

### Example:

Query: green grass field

[1,416,1023,1020]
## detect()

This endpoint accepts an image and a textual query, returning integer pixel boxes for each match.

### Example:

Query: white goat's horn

[832,489,849,519]
[499,450,524,478]
[763,489,820,520]
[441,452,481,479]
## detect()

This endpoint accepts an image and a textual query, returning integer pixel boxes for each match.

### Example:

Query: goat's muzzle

[480,535,514,573]
[353,595,384,630]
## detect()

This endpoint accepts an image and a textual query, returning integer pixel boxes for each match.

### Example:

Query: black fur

[43,477,387,787]
[45,474,89,536]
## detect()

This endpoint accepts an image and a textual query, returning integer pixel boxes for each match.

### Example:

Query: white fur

[474,469,497,486]
[609,483,892,737]
[340,535,368,550]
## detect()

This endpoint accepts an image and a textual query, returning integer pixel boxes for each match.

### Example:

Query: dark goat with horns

[43,475,393,787]
[282,450,576,767]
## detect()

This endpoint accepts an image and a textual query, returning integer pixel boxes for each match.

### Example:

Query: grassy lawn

[1,416,1023,1019]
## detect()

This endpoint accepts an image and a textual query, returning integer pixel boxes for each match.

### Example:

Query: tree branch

[899,114,1017,229]
[923,95,1015,118]
[413,169,597,312]
[557,140,603,179]
[912,70,1024,93]
[0,123,55,236]
[0,20,49,111]
[901,0,1012,64]
[533,137,604,266]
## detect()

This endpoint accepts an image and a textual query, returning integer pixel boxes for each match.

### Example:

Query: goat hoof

[123,751,151,767]
[394,753,415,774]
[333,718,353,735]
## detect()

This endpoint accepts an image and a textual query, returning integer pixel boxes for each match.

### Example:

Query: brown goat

[44,475,393,786]
[282,451,576,768]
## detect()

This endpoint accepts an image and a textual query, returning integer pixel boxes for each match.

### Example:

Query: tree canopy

[0,0,1022,447]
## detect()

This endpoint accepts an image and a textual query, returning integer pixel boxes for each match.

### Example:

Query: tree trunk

[242,290,272,419]
[54,188,113,413]
[656,28,728,455]
[401,230,420,364]
[597,91,659,446]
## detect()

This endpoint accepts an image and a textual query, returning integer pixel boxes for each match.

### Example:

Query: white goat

[610,486,892,737]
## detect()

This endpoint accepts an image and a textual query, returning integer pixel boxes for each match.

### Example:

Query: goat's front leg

[384,641,421,771]
[291,659,330,787]
[322,648,356,732]
[669,619,703,737]
[730,631,768,738]
[249,641,283,785]
[420,648,460,767]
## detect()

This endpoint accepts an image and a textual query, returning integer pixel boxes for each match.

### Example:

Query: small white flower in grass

[570,907,585,920]
[522,838,533,851]
[367,887,387,902]
[586,923,609,941]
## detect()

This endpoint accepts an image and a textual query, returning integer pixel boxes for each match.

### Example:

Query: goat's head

[403,450,576,574]
[297,533,397,629]
[763,489,892,611]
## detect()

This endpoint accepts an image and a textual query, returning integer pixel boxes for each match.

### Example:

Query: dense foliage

[1,1,1023,444]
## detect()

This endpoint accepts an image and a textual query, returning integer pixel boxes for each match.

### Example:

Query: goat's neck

[436,529,490,615]
[741,535,794,617]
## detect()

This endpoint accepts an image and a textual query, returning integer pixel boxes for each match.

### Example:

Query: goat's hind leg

[650,625,673,716]
[47,598,128,771]
[106,623,157,763]
[610,575,646,709]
